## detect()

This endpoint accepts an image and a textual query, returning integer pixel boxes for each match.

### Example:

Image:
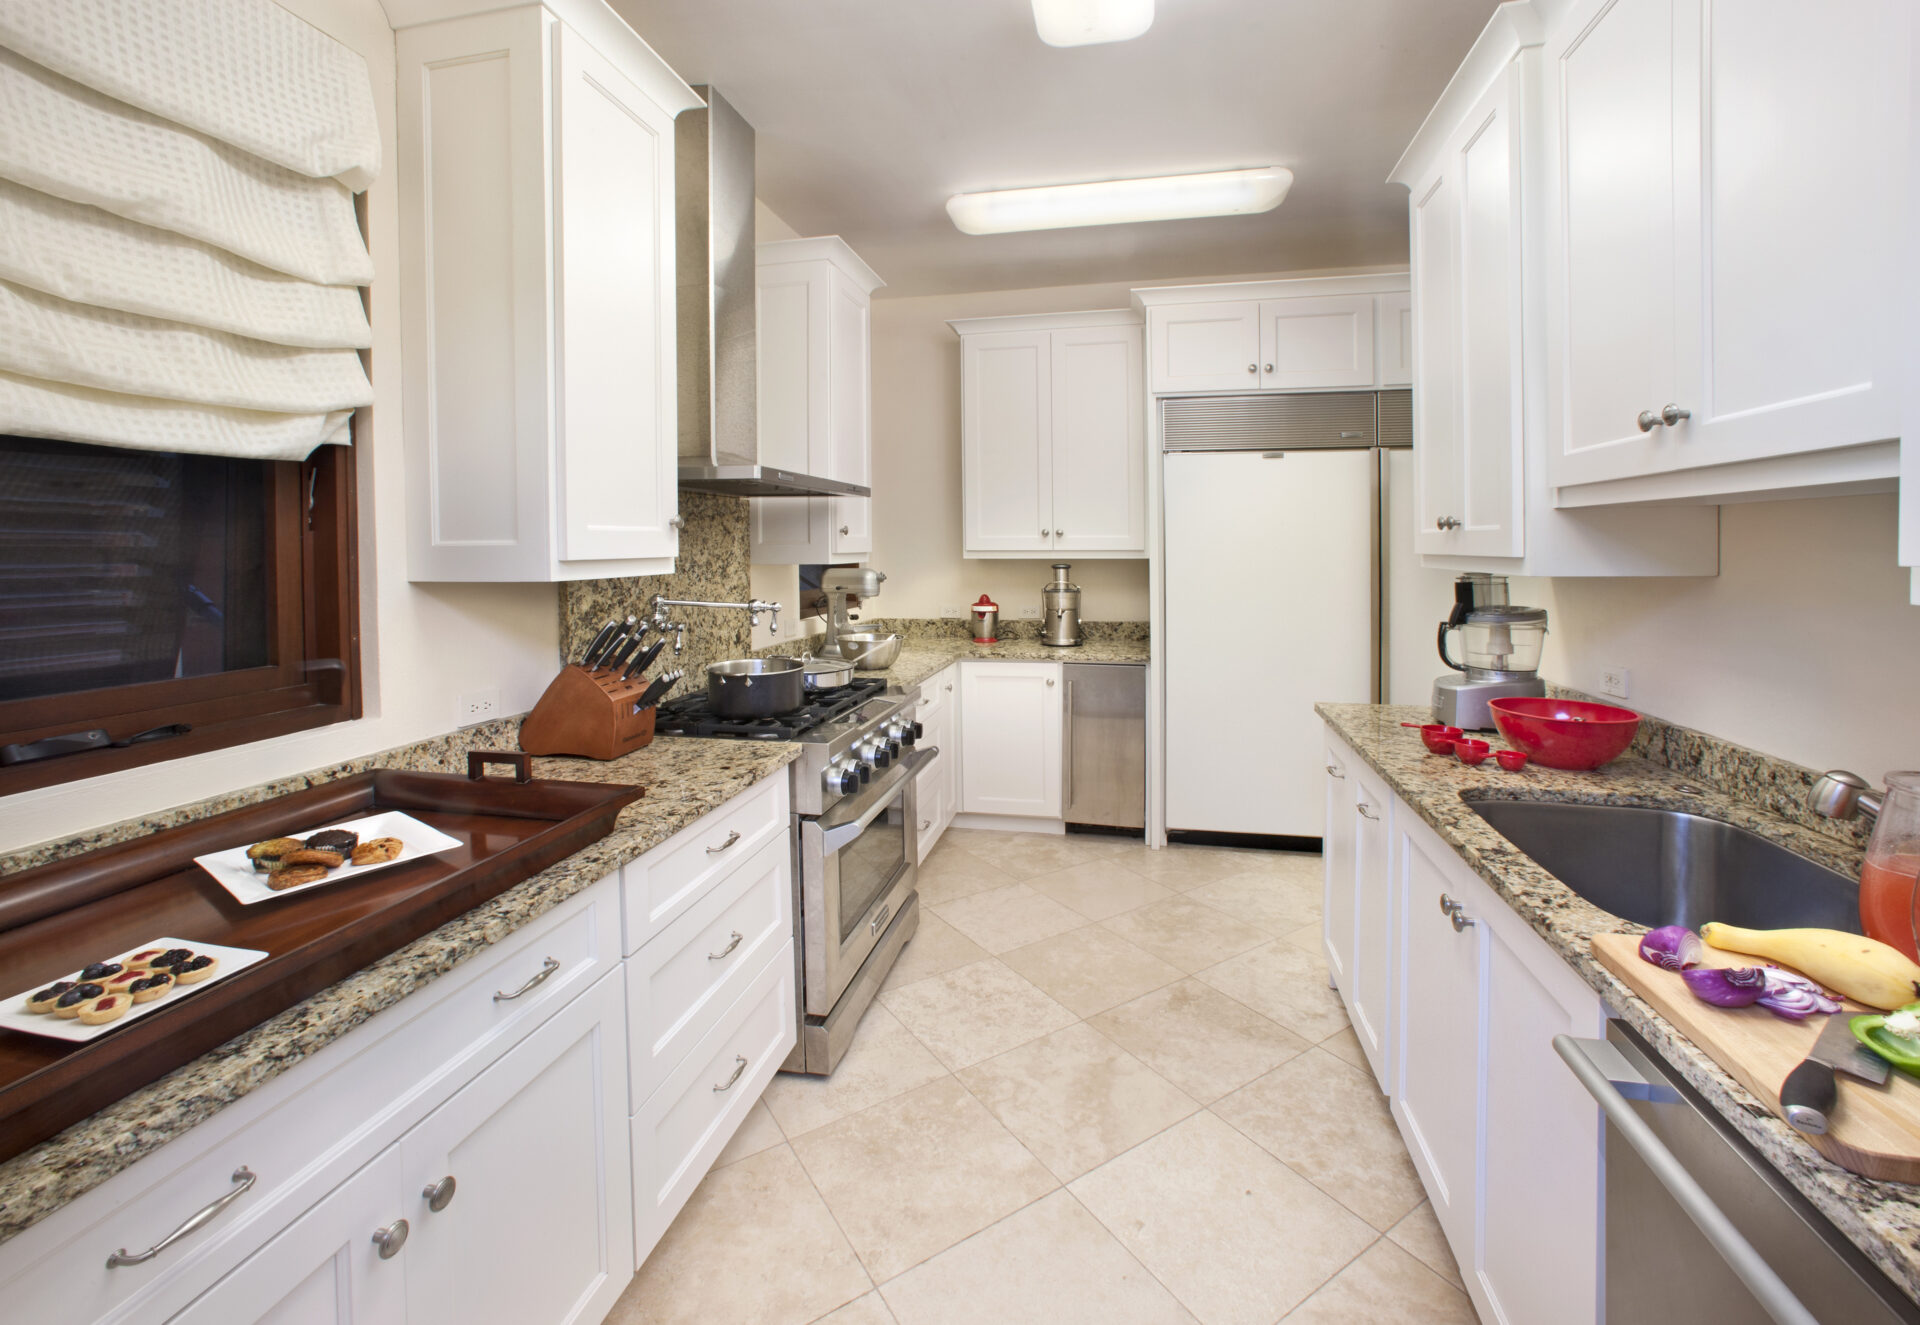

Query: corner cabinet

[749,237,885,563]
[396,5,701,582]
[952,311,1146,558]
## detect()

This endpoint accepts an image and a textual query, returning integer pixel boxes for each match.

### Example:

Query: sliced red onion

[1681,965,1767,1007]
[1638,925,1703,972]
[1754,968,1842,1020]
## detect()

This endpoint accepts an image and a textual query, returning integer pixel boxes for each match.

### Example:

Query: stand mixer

[1432,573,1548,729]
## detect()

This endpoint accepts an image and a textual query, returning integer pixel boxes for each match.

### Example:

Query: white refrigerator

[1163,444,1441,839]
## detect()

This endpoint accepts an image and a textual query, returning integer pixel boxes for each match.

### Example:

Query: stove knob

[855,761,872,784]
[870,743,892,769]
[911,721,924,741]
[828,765,860,795]
[898,723,918,748]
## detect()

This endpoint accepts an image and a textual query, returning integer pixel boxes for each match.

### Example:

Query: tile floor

[609,830,1478,1325]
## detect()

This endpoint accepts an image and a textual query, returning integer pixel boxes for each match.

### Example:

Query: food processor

[1432,573,1548,729]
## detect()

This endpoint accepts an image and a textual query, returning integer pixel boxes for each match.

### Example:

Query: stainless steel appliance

[652,676,933,1075]
[1431,572,1548,729]
[1065,663,1144,829]
[1041,563,1083,647]
[1559,1022,1920,1325]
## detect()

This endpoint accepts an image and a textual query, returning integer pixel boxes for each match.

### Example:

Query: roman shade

[0,0,379,460]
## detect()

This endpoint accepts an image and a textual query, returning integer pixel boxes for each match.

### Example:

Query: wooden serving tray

[1594,932,1920,1182]
[0,752,642,1163]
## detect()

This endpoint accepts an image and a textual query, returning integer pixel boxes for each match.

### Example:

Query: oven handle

[819,745,938,852]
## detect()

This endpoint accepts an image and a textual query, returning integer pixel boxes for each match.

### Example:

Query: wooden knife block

[518,665,656,761]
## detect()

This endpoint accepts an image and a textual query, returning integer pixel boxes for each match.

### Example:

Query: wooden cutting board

[1593,931,1920,1182]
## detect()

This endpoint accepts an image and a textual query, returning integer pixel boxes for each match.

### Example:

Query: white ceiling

[613,0,1500,298]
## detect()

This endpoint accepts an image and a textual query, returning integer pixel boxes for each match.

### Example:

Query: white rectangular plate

[194,809,464,905]
[0,937,269,1043]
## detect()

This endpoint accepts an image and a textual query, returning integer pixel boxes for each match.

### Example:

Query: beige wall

[1516,492,1920,785]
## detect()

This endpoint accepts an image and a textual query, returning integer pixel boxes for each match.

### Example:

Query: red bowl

[1489,698,1641,771]
[1420,724,1465,754]
[1453,737,1492,767]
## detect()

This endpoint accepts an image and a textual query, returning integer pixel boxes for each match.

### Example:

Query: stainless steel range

[652,676,932,1074]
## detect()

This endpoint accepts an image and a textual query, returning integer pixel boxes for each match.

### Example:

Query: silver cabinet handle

[372,1219,409,1260]
[107,1167,256,1267]
[921,818,932,830]
[1554,1036,1818,1325]
[669,515,685,530]
[1264,363,1274,372]
[1638,410,1662,432]
[493,956,560,1002]
[1325,764,1345,778]
[422,1175,457,1212]
[1435,516,1461,530]
[1438,894,1475,931]
[1661,403,1691,426]
[945,683,953,692]
[1439,893,1456,916]
[1045,677,1055,687]
[870,902,893,937]
[1054,528,1063,537]
[1041,528,1050,537]
[713,1054,748,1093]
[1247,363,1258,373]
[839,525,850,535]
[706,830,741,855]
[708,930,743,961]
[1356,803,1378,820]
[1064,677,1076,808]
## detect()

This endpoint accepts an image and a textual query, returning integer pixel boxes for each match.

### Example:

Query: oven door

[799,744,935,1017]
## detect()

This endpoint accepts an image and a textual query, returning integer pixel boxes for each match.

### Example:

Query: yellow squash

[1700,923,1920,1011]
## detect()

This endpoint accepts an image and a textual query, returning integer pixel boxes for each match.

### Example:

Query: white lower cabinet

[913,665,959,862]
[1325,727,1604,1325]
[958,661,1063,819]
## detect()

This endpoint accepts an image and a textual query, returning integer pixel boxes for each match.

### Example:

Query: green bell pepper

[1851,1001,1920,1077]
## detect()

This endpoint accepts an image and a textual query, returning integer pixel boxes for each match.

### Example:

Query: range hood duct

[675,87,866,499]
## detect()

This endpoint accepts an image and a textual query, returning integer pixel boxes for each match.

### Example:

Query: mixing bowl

[1489,698,1641,771]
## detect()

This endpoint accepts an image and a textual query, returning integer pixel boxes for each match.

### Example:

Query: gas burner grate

[652,676,890,740]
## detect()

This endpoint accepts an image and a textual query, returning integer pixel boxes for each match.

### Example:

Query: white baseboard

[949,813,1066,836]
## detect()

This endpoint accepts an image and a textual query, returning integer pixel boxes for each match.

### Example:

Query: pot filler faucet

[646,594,781,652]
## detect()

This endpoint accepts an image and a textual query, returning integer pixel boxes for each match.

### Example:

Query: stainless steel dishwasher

[1557,1021,1920,1325]
[1063,663,1144,830]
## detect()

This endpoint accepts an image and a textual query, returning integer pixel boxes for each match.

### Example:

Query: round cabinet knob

[1264,363,1274,373]
[1045,677,1056,687]
[1637,409,1663,433]
[839,525,850,536]
[1435,516,1461,531]
[1054,529,1063,537]
[372,1219,410,1260]
[422,1176,457,1213]
[1660,403,1691,426]
[669,515,685,530]
[1041,528,1050,537]
[1247,363,1258,373]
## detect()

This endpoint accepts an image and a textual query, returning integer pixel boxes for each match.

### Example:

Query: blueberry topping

[179,955,214,973]
[30,981,74,1002]
[131,974,171,993]
[150,948,193,969]
[79,961,124,981]
[56,983,104,1008]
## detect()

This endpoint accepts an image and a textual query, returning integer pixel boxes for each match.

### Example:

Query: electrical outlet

[457,688,501,725]
[1599,666,1629,699]
[942,605,966,619]
[1017,605,1041,619]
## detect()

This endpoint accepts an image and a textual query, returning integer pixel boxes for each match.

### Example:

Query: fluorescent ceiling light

[1031,0,1155,47]
[946,166,1293,235]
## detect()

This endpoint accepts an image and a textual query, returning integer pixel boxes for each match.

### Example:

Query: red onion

[1755,968,1842,1020]
[1638,925,1703,972]
[1681,965,1767,1007]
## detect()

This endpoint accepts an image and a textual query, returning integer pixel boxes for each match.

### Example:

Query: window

[0,433,360,793]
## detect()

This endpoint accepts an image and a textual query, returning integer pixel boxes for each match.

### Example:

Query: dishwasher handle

[1553,1034,1819,1325]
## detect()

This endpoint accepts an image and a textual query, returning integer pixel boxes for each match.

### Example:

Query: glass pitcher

[1860,772,1920,961]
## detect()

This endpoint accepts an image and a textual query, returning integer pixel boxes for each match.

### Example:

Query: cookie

[172,955,219,984]
[24,981,73,1014]
[129,972,174,1003]
[79,995,128,1025]
[246,837,304,872]
[304,829,359,854]
[280,848,344,869]
[269,864,330,890]
[350,837,403,866]
[53,983,105,1018]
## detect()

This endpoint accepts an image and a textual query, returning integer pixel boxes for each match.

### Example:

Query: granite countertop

[0,735,799,1245]
[866,636,1150,691]
[1315,702,1920,1302]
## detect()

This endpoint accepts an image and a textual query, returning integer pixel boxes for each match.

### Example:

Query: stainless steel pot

[830,631,901,670]
[800,652,855,692]
[705,657,807,717]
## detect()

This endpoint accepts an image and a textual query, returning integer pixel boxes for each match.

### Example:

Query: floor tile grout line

[1203,1092,1421,1240]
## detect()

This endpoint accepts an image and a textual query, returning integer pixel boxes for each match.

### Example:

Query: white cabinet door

[1391,824,1483,1258]
[1257,295,1377,390]
[1148,302,1263,393]
[1321,744,1356,1001]
[1376,291,1413,388]
[1544,0,1682,488]
[1049,323,1144,553]
[827,264,874,556]
[750,259,833,562]
[1349,762,1393,1090]
[175,1148,407,1325]
[914,668,958,862]
[958,661,1063,818]
[401,969,633,1325]
[1410,156,1463,560]
[553,23,678,563]
[961,331,1052,554]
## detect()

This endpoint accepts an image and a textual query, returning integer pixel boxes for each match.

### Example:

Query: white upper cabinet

[397,5,699,582]
[952,311,1146,558]
[749,236,884,564]
[1142,284,1406,395]
[1259,295,1377,390]
[1376,291,1414,388]
[1148,302,1263,392]
[1544,0,1906,500]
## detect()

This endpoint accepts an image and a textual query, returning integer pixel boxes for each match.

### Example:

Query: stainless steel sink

[1466,799,1861,932]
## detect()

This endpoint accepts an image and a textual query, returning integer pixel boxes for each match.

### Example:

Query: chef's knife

[590,616,639,670]
[605,630,644,674]
[1781,1013,1890,1135]
[624,638,667,682]
[634,670,681,711]
[581,620,620,668]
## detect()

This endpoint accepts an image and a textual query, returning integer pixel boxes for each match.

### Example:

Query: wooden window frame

[0,438,362,796]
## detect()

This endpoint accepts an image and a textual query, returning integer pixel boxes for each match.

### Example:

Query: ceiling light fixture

[1031,0,1155,48]
[946,166,1293,235]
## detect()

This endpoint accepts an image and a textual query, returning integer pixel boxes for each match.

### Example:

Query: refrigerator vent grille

[1378,389,1412,448]
[1162,391,1405,452]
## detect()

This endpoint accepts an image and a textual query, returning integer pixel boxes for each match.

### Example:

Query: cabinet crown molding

[1131,272,1409,310]
[757,235,886,293]
[946,308,1139,337]
[1389,0,1549,186]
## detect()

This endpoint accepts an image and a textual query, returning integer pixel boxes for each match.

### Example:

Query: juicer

[1431,573,1548,729]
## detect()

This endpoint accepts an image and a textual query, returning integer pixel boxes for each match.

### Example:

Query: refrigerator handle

[1370,448,1385,705]
[1064,678,1075,811]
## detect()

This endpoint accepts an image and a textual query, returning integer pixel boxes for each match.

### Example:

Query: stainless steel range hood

[676,87,867,499]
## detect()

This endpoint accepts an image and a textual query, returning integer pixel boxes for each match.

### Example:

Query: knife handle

[1780,1057,1837,1135]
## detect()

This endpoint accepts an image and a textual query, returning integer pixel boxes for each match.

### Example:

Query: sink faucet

[1808,770,1883,826]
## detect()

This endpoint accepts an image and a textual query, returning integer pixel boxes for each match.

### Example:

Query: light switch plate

[1599,666,1629,699]
[1017,605,1041,619]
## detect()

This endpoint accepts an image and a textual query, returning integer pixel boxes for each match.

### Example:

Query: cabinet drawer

[627,832,792,1107]
[0,874,619,1325]
[633,942,796,1260]
[622,776,790,954]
